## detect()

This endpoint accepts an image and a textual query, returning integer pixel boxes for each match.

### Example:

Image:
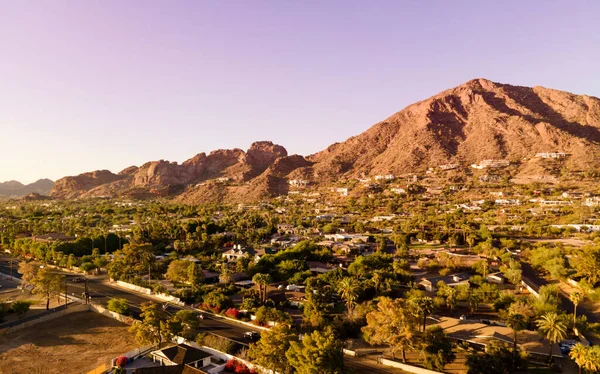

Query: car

[244,331,260,340]
[72,277,82,283]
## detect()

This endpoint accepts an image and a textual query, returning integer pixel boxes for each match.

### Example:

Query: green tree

[421,325,455,371]
[362,297,418,362]
[107,298,129,314]
[252,273,272,304]
[32,267,65,310]
[536,312,567,362]
[248,324,297,374]
[129,302,168,345]
[570,291,585,327]
[187,262,204,292]
[569,344,600,374]
[286,327,344,374]
[337,277,359,316]
[466,340,527,374]
[408,296,434,332]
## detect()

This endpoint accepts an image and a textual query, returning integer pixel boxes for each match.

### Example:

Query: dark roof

[134,365,208,374]
[159,344,212,365]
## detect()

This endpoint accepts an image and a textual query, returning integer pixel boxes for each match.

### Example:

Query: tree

[302,277,333,330]
[252,273,272,304]
[187,262,204,292]
[569,344,600,374]
[129,302,169,345]
[286,327,344,374]
[18,261,39,288]
[570,291,585,327]
[362,297,418,362]
[172,310,199,339]
[337,277,359,316]
[505,313,527,370]
[107,298,129,314]
[408,296,434,332]
[421,326,455,371]
[536,312,567,362]
[11,300,31,319]
[32,267,64,310]
[248,324,297,374]
[166,260,190,283]
[466,340,527,374]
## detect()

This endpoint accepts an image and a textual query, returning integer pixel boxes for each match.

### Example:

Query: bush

[196,333,237,354]
[11,300,31,319]
[115,356,129,367]
[107,298,129,314]
[224,308,240,319]
[223,359,255,374]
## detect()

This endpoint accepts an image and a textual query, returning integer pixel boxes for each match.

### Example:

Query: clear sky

[1,1,599,184]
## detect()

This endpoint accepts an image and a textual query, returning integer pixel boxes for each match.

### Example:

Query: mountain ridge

[50,78,600,202]
[0,178,54,197]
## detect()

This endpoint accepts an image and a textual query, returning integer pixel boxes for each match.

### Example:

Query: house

[277,223,295,234]
[148,344,213,369]
[536,152,568,159]
[486,272,506,284]
[436,316,562,360]
[222,245,254,262]
[307,261,338,274]
[419,272,470,292]
[31,233,75,243]
[202,270,219,284]
[471,159,510,169]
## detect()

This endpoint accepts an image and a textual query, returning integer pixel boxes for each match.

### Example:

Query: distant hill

[50,78,600,203]
[0,179,54,197]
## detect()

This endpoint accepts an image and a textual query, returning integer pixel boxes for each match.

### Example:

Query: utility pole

[84,278,89,304]
[9,259,13,281]
[64,280,68,309]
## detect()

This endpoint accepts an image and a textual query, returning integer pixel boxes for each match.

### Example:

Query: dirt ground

[0,311,139,374]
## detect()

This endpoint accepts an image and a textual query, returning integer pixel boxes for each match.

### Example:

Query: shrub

[11,300,32,319]
[224,308,240,319]
[107,298,129,314]
[115,356,129,367]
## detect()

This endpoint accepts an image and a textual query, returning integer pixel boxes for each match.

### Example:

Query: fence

[379,358,444,374]
[0,303,88,335]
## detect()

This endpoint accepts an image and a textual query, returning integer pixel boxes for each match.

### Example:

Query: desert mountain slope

[308,78,600,180]
[50,79,600,202]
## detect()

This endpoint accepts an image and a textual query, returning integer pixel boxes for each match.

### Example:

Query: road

[0,256,258,344]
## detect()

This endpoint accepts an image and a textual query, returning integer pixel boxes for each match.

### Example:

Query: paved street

[0,257,259,345]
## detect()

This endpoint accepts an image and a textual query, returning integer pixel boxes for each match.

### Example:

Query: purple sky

[1,1,599,183]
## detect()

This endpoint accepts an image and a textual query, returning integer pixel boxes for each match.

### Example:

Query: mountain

[50,79,600,202]
[0,179,54,197]
[51,141,296,201]
[307,78,600,181]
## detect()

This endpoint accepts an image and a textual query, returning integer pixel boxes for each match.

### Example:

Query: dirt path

[0,311,138,374]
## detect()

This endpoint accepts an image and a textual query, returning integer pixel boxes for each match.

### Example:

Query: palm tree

[506,313,527,370]
[536,312,567,363]
[569,343,588,374]
[337,277,359,316]
[409,296,434,332]
[570,291,585,327]
[506,313,527,350]
[252,273,272,304]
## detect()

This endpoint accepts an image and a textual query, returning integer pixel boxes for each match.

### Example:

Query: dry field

[0,311,138,374]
